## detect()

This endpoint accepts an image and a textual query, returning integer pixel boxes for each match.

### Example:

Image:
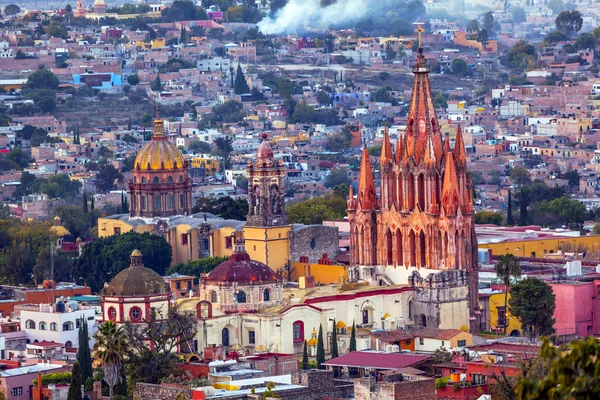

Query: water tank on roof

[55,302,65,313]
[68,301,78,311]
[385,344,393,353]
[391,344,400,353]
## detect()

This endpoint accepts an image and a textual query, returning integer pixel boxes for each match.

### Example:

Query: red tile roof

[29,341,63,348]
[323,351,429,369]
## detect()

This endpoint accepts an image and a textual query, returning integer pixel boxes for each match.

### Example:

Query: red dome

[257,140,274,159]
[206,253,278,284]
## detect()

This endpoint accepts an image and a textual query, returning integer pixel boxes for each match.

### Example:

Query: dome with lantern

[128,109,193,218]
[201,232,283,312]
[101,250,171,324]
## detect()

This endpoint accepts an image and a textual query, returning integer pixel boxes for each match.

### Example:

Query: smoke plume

[257,0,370,35]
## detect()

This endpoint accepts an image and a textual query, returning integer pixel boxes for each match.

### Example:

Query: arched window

[39,321,47,331]
[236,290,247,303]
[167,176,173,183]
[133,176,137,183]
[210,291,217,303]
[179,175,183,182]
[196,301,212,319]
[65,341,73,347]
[292,321,304,342]
[107,307,117,321]
[263,288,270,302]
[50,322,57,331]
[222,327,230,346]
[153,176,159,184]
[25,320,35,329]
[15,345,23,351]
[130,306,142,322]
[63,321,74,331]
[141,177,146,184]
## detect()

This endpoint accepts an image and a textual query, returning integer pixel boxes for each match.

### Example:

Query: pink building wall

[551,282,596,339]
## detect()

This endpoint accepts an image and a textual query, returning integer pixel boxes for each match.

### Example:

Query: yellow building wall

[210,226,238,258]
[449,331,473,348]
[290,262,348,285]
[0,83,25,92]
[479,236,600,259]
[97,218,154,237]
[488,292,522,336]
[243,225,290,271]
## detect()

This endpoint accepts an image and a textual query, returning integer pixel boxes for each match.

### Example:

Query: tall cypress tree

[234,64,250,94]
[180,26,186,43]
[90,195,95,211]
[349,321,356,352]
[507,189,513,226]
[330,319,339,359]
[82,190,88,214]
[316,324,325,369]
[67,362,82,400]
[121,192,126,214]
[77,318,93,388]
[302,340,309,370]
[519,188,528,226]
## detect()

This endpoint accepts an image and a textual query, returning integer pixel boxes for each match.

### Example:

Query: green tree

[77,317,93,389]
[26,69,59,90]
[316,91,332,105]
[467,19,479,33]
[385,44,397,60]
[555,10,582,37]
[333,183,349,200]
[94,321,127,400]
[127,75,140,85]
[516,337,600,399]
[208,101,245,123]
[495,254,522,335]
[330,319,339,359]
[349,321,356,351]
[371,86,396,104]
[451,58,469,76]
[65,4,73,13]
[510,278,556,339]
[575,33,596,50]
[287,195,347,225]
[272,76,295,98]
[166,256,229,276]
[325,127,354,151]
[511,7,526,23]
[316,324,325,369]
[96,163,123,193]
[4,4,20,15]
[544,30,567,44]
[124,305,197,392]
[233,64,250,94]
[72,232,172,292]
[45,23,68,39]
[510,166,531,186]
[82,190,88,215]
[474,211,503,225]
[302,340,309,370]
[188,141,212,154]
[151,75,163,92]
[504,41,537,71]
[507,189,514,226]
[324,169,351,188]
[482,11,495,35]
[548,0,565,15]
[192,196,248,220]
[290,100,315,124]
[67,362,82,400]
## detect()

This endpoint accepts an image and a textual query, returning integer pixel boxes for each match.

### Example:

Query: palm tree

[94,321,127,399]
[495,254,522,335]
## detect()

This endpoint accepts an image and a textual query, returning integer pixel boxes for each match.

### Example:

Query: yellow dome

[49,225,70,237]
[131,249,142,257]
[134,118,185,171]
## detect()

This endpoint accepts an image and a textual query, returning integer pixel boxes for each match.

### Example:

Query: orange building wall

[453,32,498,53]
[290,262,348,285]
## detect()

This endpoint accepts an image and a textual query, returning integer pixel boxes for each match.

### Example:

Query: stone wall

[290,225,339,263]
[354,375,435,400]
[133,383,192,400]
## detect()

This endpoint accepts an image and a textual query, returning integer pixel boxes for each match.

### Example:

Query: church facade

[347,47,479,332]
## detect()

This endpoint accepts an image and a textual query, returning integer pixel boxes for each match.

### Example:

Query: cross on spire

[413,20,425,48]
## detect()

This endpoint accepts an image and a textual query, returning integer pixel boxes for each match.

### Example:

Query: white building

[20,301,96,349]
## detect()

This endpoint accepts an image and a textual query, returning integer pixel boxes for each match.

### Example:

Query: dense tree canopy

[509,278,556,339]
[555,10,583,37]
[72,232,172,293]
[287,195,346,225]
[166,256,229,277]
[233,64,250,94]
[192,196,248,220]
[504,41,537,71]
[474,211,503,225]
[26,69,59,91]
